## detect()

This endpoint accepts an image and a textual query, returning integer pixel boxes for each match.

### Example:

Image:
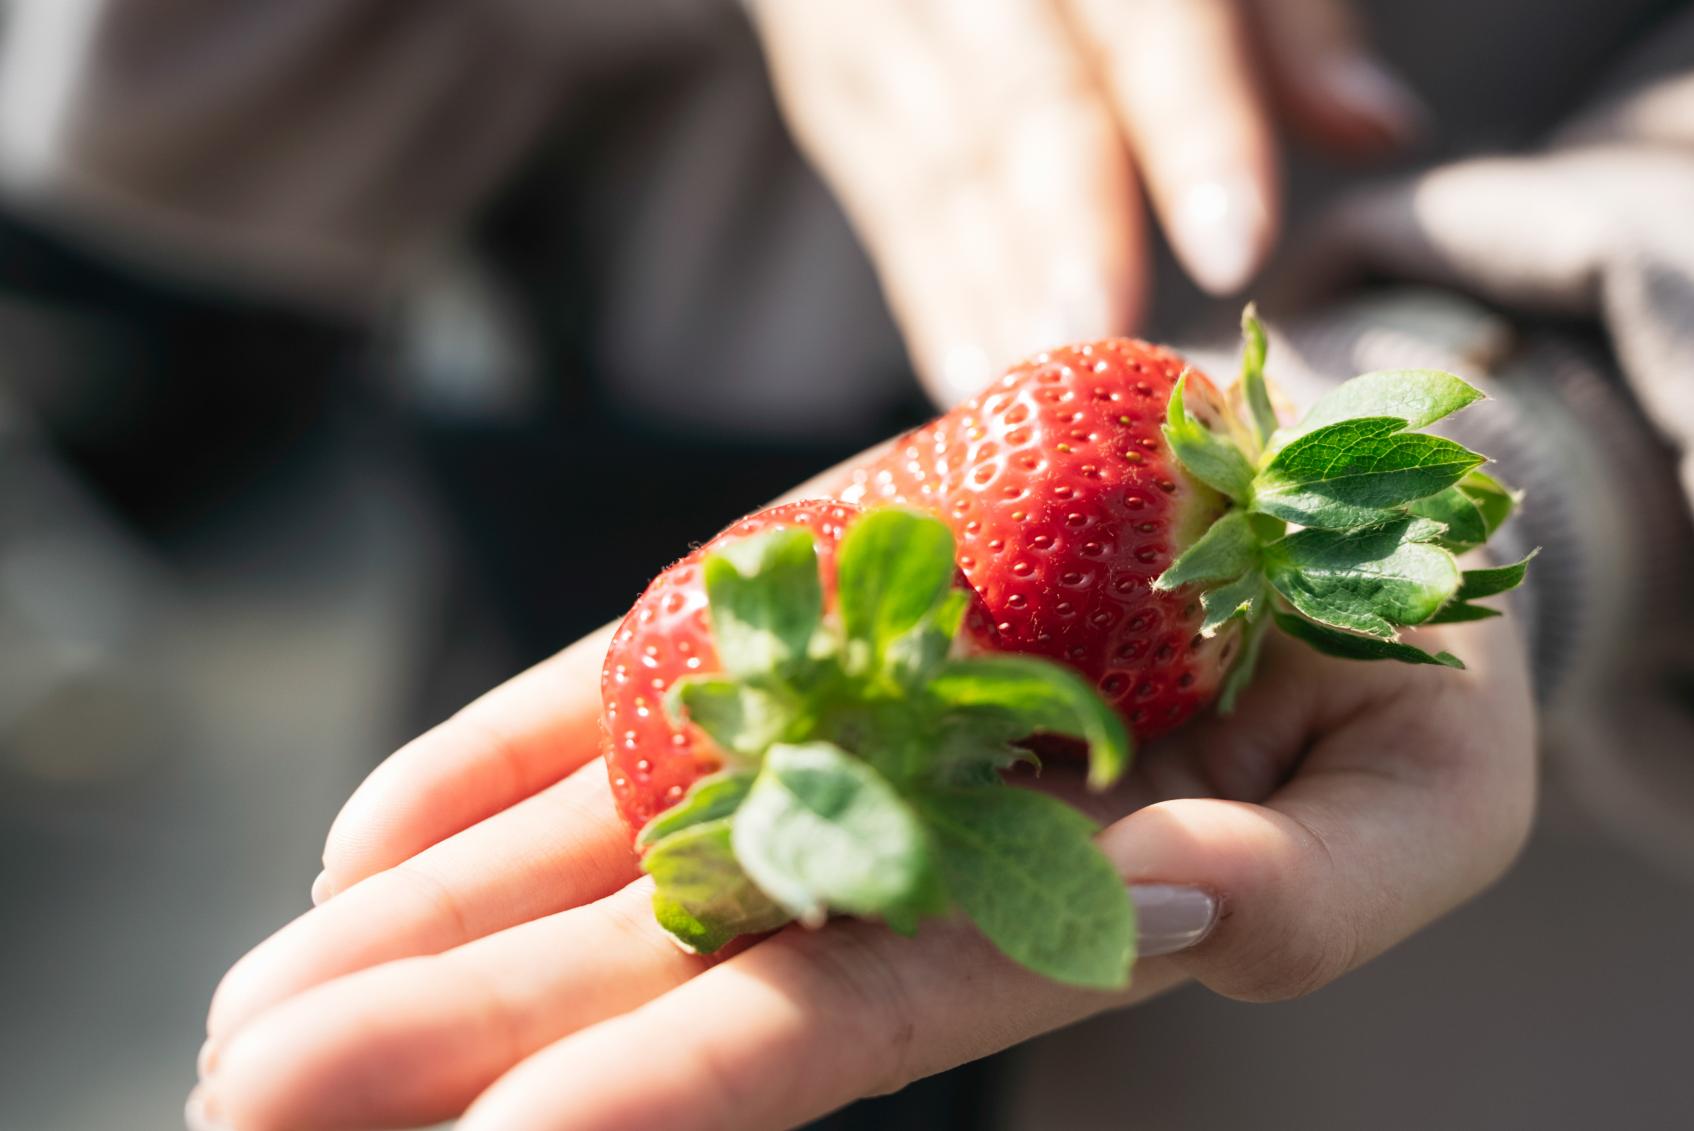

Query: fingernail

[1130,883,1218,956]
[1170,177,1268,295]
[934,342,993,407]
[1314,55,1431,145]
[185,1085,231,1131]
[310,869,334,906]
[196,1036,219,1079]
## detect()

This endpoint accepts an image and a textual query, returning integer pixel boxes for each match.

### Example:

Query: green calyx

[1155,305,1533,698]
[639,508,1136,989]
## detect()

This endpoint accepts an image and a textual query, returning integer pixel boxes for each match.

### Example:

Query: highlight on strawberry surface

[600,307,1530,990]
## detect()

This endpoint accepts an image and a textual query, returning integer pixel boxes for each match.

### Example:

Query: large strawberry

[604,499,1137,987]
[830,309,1532,734]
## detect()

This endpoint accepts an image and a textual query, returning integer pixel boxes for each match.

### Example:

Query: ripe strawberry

[603,500,864,834]
[833,338,1238,742]
[603,501,1135,986]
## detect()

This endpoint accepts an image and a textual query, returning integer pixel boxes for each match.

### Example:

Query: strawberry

[834,338,1238,741]
[604,500,1135,987]
[827,308,1533,736]
[601,308,1530,989]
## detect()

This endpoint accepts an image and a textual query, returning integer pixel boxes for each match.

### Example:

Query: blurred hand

[191,608,1532,1131]
[748,0,1426,404]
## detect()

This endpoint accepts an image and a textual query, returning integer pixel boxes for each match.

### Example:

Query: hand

[748,0,1427,405]
[192,611,1533,1131]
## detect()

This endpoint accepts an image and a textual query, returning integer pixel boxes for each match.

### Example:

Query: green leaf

[1239,304,1278,450]
[885,588,969,690]
[703,529,824,682]
[1264,520,1462,638]
[914,787,1134,989]
[1217,610,1270,713]
[643,819,791,952]
[1458,469,1518,536]
[1253,417,1485,529]
[927,656,1131,789]
[1456,550,1537,601]
[1273,611,1464,668]
[1200,571,1264,636]
[1407,485,1490,551]
[732,743,932,926]
[637,771,756,847]
[1280,369,1483,443]
[1153,511,1261,592]
[666,678,796,761]
[1425,602,1503,624]
[835,509,959,672]
[1162,373,1255,503]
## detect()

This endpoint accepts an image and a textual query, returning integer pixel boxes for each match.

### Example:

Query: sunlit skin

[193,598,1532,1131]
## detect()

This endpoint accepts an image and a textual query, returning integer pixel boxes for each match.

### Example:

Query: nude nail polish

[184,1085,231,1131]
[1171,177,1269,296]
[1130,883,1219,956]
[310,869,334,906]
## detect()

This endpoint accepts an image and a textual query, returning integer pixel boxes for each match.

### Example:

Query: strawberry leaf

[1425,601,1503,624]
[1252,417,1485,529]
[638,771,757,847]
[1277,369,1482,446]
[1407,484,1490,551]
[1239,304,1279,450]
[914,787,1134,990]
[1217,610,1271,713]
[835,508,958,674]
[643,819,791,953]
[926,656,1131,788]
[732,742,933,926]
[1163,372,1255,503]
[1153,510,1260,592]
[1273,610,1464,668]
[1264,520,1462,638]
[703,529,824,682]
[1200,571,1264,637]
[1458,469,1518,536]
[666,678,797,761]
[885,588,970,691]
[1456,550,1538,601]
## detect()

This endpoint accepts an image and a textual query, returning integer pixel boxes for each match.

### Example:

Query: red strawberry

[603,500,865,834]
[830,339,1238,741]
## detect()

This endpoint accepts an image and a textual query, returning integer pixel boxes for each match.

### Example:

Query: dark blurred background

[2,1,1692,1128]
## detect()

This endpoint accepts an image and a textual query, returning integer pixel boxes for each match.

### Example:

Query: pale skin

[192,605,1535,1130]
[750,0,1427,404]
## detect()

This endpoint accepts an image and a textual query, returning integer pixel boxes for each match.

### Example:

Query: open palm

[193,607,1532,1131]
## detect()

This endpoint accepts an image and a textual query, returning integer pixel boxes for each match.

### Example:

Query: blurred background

[2,1,1693,1128]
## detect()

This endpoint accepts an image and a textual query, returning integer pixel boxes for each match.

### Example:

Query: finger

[317,623,614,898]
[1099,618,1537,1003]
[461,916,1187,1131]
[1244,0,1428,156]
[1064,0,1279,296]
[755,0,1142,406]
[208,763,638,1042]
[202,881,709,1131]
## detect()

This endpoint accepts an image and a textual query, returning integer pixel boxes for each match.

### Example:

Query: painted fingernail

[196,1036,219,1079]
[1170,177,1269,296]
[310,869,334,906]
[184,1085,231,1131]
[1130,883,1219,956]
[1314,55,1431,145]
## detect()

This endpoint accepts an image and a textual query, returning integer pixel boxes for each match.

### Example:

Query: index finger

[318,623,615,899]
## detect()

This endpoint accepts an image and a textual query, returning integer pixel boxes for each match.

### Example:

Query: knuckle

[792,926,920,1095]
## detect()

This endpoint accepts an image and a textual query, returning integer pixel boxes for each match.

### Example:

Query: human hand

[747,0,1427,405]
[191,608,1532,1131]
